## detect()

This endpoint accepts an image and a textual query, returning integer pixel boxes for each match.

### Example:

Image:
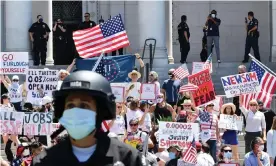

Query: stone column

[167,0,174,64]
[46,0,54,65]
[4,1,32,52]
[138,0,168,66]
[272,1,276,62]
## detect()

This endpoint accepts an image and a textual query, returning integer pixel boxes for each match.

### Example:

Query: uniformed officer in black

[53,18,67,65]
[242,11,261,63]
[78,12,97,30]
[31,71,142,166]
[29,15,51,66]
[178,15,190,64]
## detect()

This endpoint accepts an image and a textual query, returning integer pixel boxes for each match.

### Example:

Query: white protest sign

[177,160,196,166]
[0,110,24,135]
[23,112,53,135]
[221,72,261,98]
[111,82,141,100]
[111,86,125,103]
[192,62,205,74]
[0,52,29,74]
[26,69,58,103]
[158,122,199,149]
[140,83,156,100]
[218,114,243,131]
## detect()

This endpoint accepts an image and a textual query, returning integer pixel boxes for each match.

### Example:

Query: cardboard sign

[221,72,261,98]
[0,52,29,74]
[188,69,216,106]
[158,122,199,149]
[26,69,58,103]
[111,86,125,103]
[192,62,212,74]
[140,83,156,100]
[0,110,24,135]
[23,112,53,135]
[218,114,243,131]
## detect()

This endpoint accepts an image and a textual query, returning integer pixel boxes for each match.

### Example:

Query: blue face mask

[169,152,176,159]
[59,108,96,140]
[224,152,232,159]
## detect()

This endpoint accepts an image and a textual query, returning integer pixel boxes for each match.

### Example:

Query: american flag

[173,64,190,80]
[95,59,106,77]
[182,136,197,164]
[73,14,130,58]
[101,121,109,132]
[179,83,198,93]
[242,59,276,108]
[199,111,210,123]
[203,54,212,73]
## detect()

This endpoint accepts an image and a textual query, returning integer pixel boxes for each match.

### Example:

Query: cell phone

[245,17,248,23]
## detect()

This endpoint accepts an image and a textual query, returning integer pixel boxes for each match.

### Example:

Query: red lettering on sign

[2,54,13,61]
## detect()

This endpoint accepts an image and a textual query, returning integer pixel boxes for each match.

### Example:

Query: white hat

[128,70,141,79]
[12,75,19,80]
[42,96,53,105]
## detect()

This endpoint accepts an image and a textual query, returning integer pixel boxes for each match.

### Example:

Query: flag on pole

[242,59,276,108]
[73,14,130,58]
[179,83,198,93]
[182,136,197,164]
[173,64,190,80]
[203,54,212,73]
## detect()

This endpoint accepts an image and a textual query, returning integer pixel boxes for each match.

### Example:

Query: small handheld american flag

[179,83,198,93]
[203,54,212,73]
[73,14,130,58]
[182,136,197,164]
[173,64,190,80]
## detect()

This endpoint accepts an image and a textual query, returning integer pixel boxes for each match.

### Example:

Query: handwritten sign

[192,62,212,74]
[26,69,58,103]
[111,86,125,103]
[23,112,53,135]
[0,110,24,135]
[221,72,260,98]
[158,122,199,149]
[218,114,243,131]
[0,52,29,74]
[111,82,141,99]
[140,83,156,100]
[188,69,216,106]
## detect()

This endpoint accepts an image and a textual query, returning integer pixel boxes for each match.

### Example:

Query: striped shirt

[199,110,218,140]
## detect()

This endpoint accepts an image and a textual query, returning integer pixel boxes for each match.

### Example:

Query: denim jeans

[207,36,220,61]
[207,139,217,163]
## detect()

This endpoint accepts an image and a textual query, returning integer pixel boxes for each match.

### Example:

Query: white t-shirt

[140,113,152,133]
[57,81,63,90]
[126,82,141,100]
[126,108,143,132]
[8,84,23,103]
[197,152,215,166]
[107,115,125,135]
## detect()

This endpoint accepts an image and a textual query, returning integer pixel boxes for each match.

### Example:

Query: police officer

[178,15,190,64]
[31,71,142,166]
[29,15,51,66]
[242,11,261,63]
[53,18,67,65]
[78,12,96,30]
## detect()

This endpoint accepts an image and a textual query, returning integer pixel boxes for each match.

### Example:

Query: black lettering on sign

[24,112,32,123]
[32,113,39,123]
[1,112,16,121]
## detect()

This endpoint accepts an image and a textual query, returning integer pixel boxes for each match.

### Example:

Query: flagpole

[92,51,105,72]
[248,53,276,77]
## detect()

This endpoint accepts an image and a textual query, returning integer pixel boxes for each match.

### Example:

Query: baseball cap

[167,144,182,152]
[12,75,19,80]
[195,141,202,150]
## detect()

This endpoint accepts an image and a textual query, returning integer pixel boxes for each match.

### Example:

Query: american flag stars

[100,15,125,38]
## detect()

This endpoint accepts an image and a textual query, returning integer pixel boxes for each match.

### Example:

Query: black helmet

[52,71,116,128]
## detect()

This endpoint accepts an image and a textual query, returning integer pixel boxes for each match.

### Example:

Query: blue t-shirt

[162,79,181,103]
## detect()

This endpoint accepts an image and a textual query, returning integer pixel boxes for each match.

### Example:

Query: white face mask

[156,98,163,103]
[22,149,30,156]
[211,14,216,18]
[258,145,264,151]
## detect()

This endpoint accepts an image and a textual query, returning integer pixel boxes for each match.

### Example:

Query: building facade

[1,1,276,65]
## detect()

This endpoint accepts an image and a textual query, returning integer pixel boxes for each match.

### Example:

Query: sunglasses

[224,150,232,153]
[149,74,154,76]
[250,104,257,106]
[130,124,138,127]
[12,80,19,82]
[157,96,163,99]
[208,105,214,107]
[184,105,191,107]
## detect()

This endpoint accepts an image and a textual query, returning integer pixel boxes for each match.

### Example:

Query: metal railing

[141,38,156,71]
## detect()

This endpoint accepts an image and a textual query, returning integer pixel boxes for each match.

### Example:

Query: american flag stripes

[179,83,198,93]
[242,60,276,108]
[173,64,190,80]
[203,54,212,73]
[182,137,197,164]
[101,121,109,132]
[73,14,130,58]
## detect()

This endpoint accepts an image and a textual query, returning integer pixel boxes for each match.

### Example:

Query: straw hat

[220,103,236,114]
[181,99,192,106]
[128,70,141,79]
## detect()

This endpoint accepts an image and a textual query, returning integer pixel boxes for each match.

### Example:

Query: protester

[196,142,215,166]
[125,99,144,132]
[12,142,30,166]
[165,145,183,166]
[240,99,266,153]
[216,145,240,165]
[244,137,270,166]
[177,99,199,123]
[139,100,152,133]
[40,96,54,112]
[125,70,142,99]
[267,116,276,165]
[21,141,44,166]
[148,71,160,102]
[57,58,76,90]
[220,103,239,162]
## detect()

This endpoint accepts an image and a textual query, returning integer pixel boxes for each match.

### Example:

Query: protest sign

[111,82,141,99]
[140,83,156,100]
[23,112,53,135]
[0,110,24,135]
[221,72,261,98]
[111,86,125,103]
[0,52,29,74]
[192,62,205,74]
[158,122,199,149]
[218,164,238,166]
[188,69,216,106]
[26,69,58,103]
[177,160,196,166]
[218,114,243,131]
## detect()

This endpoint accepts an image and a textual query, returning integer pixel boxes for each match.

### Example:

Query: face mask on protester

[59,108,96,140]
[211,14,216,18]
[22,149,30,156]
[258,145,264,151]
[169,74,174,79]
[156,98,163,103]
[224,151,232,159]
[169,152,176,159]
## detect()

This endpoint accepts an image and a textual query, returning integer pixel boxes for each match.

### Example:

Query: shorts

[222,130,238,145]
